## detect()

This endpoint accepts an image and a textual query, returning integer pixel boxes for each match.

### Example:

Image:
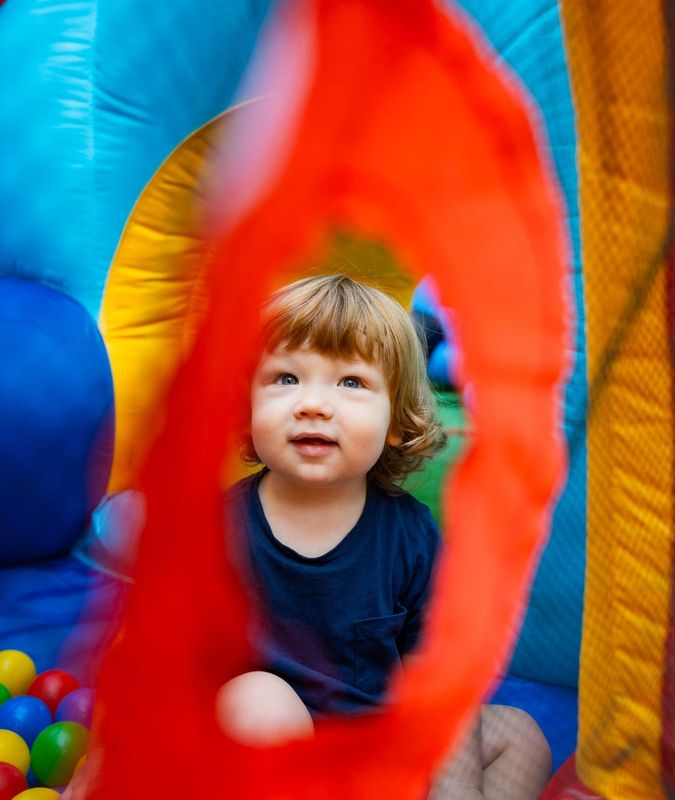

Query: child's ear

[386,428,403,447]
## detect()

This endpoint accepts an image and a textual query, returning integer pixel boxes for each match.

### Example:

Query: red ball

[0,760,28,800]
[27,670,80,716]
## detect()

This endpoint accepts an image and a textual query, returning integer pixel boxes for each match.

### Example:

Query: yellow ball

[0,650,36,696]
[13,790,62,800]
[0,728,30,774]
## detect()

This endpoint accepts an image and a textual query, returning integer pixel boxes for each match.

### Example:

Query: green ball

[0,683,10,704]
[30,721,89,787]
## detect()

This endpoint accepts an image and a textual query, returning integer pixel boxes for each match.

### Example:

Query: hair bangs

[262,277,388,365]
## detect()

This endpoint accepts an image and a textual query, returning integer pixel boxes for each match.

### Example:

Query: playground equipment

[1,0,672,796]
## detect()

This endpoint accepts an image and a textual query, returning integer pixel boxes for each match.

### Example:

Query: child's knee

[216,671,314,746]
[483,705,551,771]
[510,708,550,765]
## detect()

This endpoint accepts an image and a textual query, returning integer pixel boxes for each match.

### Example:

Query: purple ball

[55,687,95,728]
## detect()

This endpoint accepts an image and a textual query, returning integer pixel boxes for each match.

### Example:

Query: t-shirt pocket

[353,604,407,697]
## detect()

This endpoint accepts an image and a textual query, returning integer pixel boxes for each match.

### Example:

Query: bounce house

[0,0,672,797]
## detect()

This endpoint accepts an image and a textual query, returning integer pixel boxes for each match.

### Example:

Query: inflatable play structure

[0,0,672,797]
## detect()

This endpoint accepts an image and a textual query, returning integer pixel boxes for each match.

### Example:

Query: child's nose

[293,390,333,419]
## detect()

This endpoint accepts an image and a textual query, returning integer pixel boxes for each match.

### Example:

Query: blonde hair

[244,274,446,492]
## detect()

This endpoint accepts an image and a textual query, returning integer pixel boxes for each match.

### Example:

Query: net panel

[560,0,674,795]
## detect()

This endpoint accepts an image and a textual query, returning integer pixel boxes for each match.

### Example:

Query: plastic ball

[0,730,30,774]
[0,761,28,800]
[55,688,94,729]
[30,722,88,787]
[13,790,61,799]
[0,697,53,746]
[0,687,9,706]
[0,652,36,697]
[27,671,79,716]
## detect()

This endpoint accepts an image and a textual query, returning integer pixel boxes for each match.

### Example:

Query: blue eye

[340,376,363,389]
[276,373,298,385]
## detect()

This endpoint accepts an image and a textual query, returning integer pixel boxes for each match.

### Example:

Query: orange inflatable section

[90,1,569,797]
[557,1,673,796]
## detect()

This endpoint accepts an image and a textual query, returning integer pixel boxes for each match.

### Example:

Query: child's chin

[292,472,364,490]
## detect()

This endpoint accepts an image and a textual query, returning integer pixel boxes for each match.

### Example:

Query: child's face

[250,344,401,491]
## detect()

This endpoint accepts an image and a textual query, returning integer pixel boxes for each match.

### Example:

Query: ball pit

[0,698,52,748]
[13,789,61,799]
[27,672,79,718]
[0,731,30,775]
[0,761,28,800]
[0,651,94,795]
[55,689,95,729]
[31,722,88,787]
[0,653,36,699]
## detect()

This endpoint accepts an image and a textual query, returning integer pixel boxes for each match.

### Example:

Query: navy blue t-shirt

[225,471,441,715]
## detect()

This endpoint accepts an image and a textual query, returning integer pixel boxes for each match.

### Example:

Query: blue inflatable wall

[0,0,275,678]
[452,0,586,691]
[0,0,275,317]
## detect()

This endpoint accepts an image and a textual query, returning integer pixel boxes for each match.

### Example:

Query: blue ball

[0,694,53,746]
[0,277,114,565]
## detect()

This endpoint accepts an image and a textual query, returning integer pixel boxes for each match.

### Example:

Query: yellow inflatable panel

[101,110,237,491]
[561,1,673,796]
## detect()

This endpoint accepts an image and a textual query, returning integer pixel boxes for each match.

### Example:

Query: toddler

[218,274,551,799]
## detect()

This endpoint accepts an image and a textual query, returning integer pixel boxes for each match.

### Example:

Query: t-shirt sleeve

[396,502,443,656]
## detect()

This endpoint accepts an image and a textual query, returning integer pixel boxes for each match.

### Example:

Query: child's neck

[258,472,367,558]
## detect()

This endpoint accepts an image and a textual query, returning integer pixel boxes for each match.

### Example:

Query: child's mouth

[291,435,337,454]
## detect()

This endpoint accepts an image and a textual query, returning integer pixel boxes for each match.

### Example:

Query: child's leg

[62,673,311,797]
[216,670,314,746]
[429,715,483,799]
[429,705,551,800]
[480,705,551,800]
